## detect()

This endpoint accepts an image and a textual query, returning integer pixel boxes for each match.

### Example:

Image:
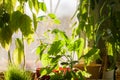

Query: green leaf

[107,42,113,56]
[39,2,47,12]
[52,29,68,41]
[33,13,38,31]
[0,26,12,50]
[13,38,24,65]
[15,38,24,48]
[10,11,23,32]
[48,13,56,19]
[37,16,46,21]
[40,68,48,76]
[41,54,50,67]
[19,14,34,44]
[82,47,100,64]
[28,0,33,11]
[77,70,85,80]
[50,55,61,64]
[64,71,72,79]
[78,38,84,58]
[67,38,84,58]
[48,40,63,55]
[32,0,39,13]
[83,48,97,58]
[81,71,91,78]
[53,19,61,24]
[13,48,24,65]
[36,44,47,59]
[26,34,34,44]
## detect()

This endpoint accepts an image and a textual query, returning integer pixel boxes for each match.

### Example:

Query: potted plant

[35,27,101,80]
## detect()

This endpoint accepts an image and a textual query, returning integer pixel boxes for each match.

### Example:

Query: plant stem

[8,49,12,64]
[22,35,26,69]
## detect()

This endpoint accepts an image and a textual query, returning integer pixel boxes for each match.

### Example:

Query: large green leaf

[48,40,63,55]
[20,14,33,36]
[19,14,34,44]
[10,11,23,32]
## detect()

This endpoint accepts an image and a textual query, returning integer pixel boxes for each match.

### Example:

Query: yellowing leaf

[13,38,24,65]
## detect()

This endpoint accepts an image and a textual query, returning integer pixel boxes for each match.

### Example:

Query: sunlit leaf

[81,71,91,78]
[37,16,46,21]
[48,13,56,19]
[28,0,33,11]
[33,13,38,31]
[32,0,39,13]
[48,40,63,55]
[13,38,24,65]
[39,2,47,12]
[82,47,100,64]
[53,18,61,24]
[41,54,50,67]
[13,48,24,65]
[52,29,68,41]
[26,35,34,44]
[36,44,47,59]
[78,38,84,58]
[68,38,84,58]
[39,68,48,76]
[107,42,113,56]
